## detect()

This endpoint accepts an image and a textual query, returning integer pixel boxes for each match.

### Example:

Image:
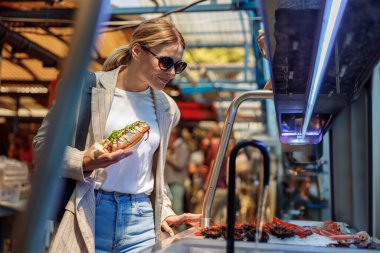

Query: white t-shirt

[100,87,160,194]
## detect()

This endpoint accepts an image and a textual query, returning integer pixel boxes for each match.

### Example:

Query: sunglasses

[141,46,187,74]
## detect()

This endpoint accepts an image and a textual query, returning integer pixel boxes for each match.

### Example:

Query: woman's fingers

[160,213,201,237]
[83,143,133,171]
[181,213,201,226]
[95,150,133,167]
[256,30,268,59]
[102,149,133,161]
[186,221,200,227]
[161,221,174,237]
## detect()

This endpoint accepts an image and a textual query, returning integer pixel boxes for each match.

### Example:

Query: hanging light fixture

[301,0,348,138]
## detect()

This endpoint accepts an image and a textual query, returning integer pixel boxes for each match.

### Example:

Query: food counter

[144,219,379,253]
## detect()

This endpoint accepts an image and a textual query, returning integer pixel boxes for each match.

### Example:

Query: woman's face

[141,42,185,90]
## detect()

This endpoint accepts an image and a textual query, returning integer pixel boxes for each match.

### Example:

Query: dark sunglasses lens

[174,62,187,74]
[158,57,174,70]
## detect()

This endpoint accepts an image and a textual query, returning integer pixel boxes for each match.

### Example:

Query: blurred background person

[187,130,210,213]
[165,127,190,215]
[7,132,34,170]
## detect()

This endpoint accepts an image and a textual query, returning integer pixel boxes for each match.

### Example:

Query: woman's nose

[167,66,176,77]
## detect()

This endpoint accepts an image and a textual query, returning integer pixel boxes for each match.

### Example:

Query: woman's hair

[103,18,186,71]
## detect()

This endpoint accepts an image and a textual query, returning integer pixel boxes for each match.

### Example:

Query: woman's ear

[131,43,141,60]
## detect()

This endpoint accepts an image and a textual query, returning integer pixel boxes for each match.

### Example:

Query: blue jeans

[94,190,155,253]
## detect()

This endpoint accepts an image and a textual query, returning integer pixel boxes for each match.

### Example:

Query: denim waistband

[94,189,149,201]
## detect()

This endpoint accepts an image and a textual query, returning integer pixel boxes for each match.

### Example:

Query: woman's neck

[116,64,149,92]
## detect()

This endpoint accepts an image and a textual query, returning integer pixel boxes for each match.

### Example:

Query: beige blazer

[33,66,179,253]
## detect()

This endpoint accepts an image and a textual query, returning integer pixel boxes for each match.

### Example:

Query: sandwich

[102,121,150,152]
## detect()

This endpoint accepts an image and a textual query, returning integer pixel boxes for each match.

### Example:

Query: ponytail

[103,18,185,72]
[102,45,132,71]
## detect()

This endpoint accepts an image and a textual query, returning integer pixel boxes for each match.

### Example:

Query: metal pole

[13,1,109,252]
[201,90,273,227]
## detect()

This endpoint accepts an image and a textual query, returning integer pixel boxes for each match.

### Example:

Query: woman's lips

[158,77,169,84]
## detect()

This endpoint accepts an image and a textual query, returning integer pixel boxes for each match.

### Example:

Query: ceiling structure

[0,0,268,136]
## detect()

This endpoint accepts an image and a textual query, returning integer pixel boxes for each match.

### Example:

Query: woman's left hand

[161,213,201,236]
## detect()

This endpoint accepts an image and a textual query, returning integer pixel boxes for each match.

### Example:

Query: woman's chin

[150,83,165,91]
[153,79,168,90]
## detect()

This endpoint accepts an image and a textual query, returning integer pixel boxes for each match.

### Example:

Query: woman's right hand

[82,141,133,172]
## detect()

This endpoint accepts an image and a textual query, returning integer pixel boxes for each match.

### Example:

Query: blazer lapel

[91,88,114,142]
[153,89,173,169]
[90,66,122,142]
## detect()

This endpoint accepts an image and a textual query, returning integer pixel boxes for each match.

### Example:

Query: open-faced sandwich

[102,121,150,153]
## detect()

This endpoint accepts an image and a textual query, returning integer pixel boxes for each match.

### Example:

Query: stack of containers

[0,156,29,202]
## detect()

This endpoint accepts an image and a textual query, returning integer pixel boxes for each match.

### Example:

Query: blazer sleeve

[33,98,87,183]
[161,184,177,222]
[160,96,181,221]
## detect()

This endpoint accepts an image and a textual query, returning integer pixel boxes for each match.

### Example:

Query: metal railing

[201,90,273,228]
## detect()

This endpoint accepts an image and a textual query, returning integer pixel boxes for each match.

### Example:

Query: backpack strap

[75,71,96,150]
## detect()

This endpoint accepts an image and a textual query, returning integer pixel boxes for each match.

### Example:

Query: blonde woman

[34,18,200,253]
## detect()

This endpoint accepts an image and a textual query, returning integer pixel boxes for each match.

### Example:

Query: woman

[33,18,200,253]
[256,29,272,90]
